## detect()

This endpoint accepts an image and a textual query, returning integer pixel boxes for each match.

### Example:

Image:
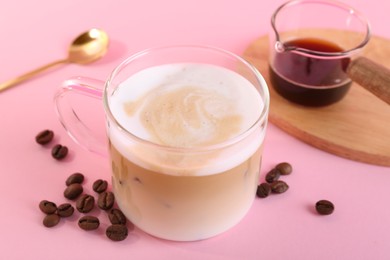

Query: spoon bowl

[68,28,109,64]
[0,28,109,92]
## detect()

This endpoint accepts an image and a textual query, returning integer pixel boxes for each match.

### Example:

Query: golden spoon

[0,28,109,92]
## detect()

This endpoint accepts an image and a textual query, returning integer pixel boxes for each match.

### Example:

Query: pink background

[0,0,389,259]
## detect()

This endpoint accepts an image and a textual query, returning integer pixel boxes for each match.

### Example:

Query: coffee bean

[108,208,127,225]
[275,162,292,175]
[92,179,108,193]
[76,194,95,213]
[64,183,83,200]
[51,144,68,160]
[265,168,281,183]
[43,214,60,228]
[66,173,84,186]
[315,200,335,215]
[98,191,115,210]
[35,129,54,145]
[270,180,289,194]
[256,183,271,198]
[106,224,128,241]
[57,203,74,217]
[78,216,100,231]
[39,200,57,214]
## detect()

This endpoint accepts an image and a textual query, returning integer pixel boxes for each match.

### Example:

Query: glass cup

[269,0,371,106]
[55,45,269,241]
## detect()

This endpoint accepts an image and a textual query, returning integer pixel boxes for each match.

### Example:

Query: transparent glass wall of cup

[269,0,370,106]
[55,45,270,241]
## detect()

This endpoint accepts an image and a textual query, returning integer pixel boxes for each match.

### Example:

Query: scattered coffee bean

[108,208,127,225]
[93,179,108,193]
[64,183,83,200]
[78,216,100,231]
[43,214,60,228]
[256,183,271,198]
[39,200,57,214]
[66,173,84,186]
[315,200,335,215]
[76,194,95,213]
[275,162,292,175]
[51,144,68,160]
[35,129,54,145]
[37,139,133,240]
[106,224,128,241]
[265,168,281,183]
[270,180,289,194]
[98,191,115,210]
[57,203,74,217]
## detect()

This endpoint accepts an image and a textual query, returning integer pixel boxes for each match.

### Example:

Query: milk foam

[108,63,266,176]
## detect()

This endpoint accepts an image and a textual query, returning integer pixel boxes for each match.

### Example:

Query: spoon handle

[0,59,68,92]
[347,57,390,105]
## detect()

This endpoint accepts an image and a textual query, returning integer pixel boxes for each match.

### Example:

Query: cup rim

[103,45,269,153]
[271,0,371,58]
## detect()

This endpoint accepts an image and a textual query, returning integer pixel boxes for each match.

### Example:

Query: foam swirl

[124,85,242,147]
[108,63,265,175]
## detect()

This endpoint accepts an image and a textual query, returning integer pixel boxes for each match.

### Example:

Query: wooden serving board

[243,32,390,167]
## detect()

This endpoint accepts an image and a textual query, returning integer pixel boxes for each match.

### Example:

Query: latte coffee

[107,63,267,241]
[55,45,269,241]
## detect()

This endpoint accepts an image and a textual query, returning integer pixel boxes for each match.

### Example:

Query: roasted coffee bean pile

[39,200,74,227]
[38,172,133,241]
[257,162,291,198]
[35,129,68,160]
[36,129,132,241]
[256,162,335,216]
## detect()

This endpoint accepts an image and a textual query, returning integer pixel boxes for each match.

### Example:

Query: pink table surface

[1,0,389,259]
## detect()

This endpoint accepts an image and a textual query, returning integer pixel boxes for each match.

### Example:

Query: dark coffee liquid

[269,38,351,106]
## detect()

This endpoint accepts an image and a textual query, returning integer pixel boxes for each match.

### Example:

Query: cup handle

[54,76,108,156]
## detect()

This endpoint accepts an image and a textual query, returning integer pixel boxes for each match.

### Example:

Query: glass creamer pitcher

[269,0,371,106]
